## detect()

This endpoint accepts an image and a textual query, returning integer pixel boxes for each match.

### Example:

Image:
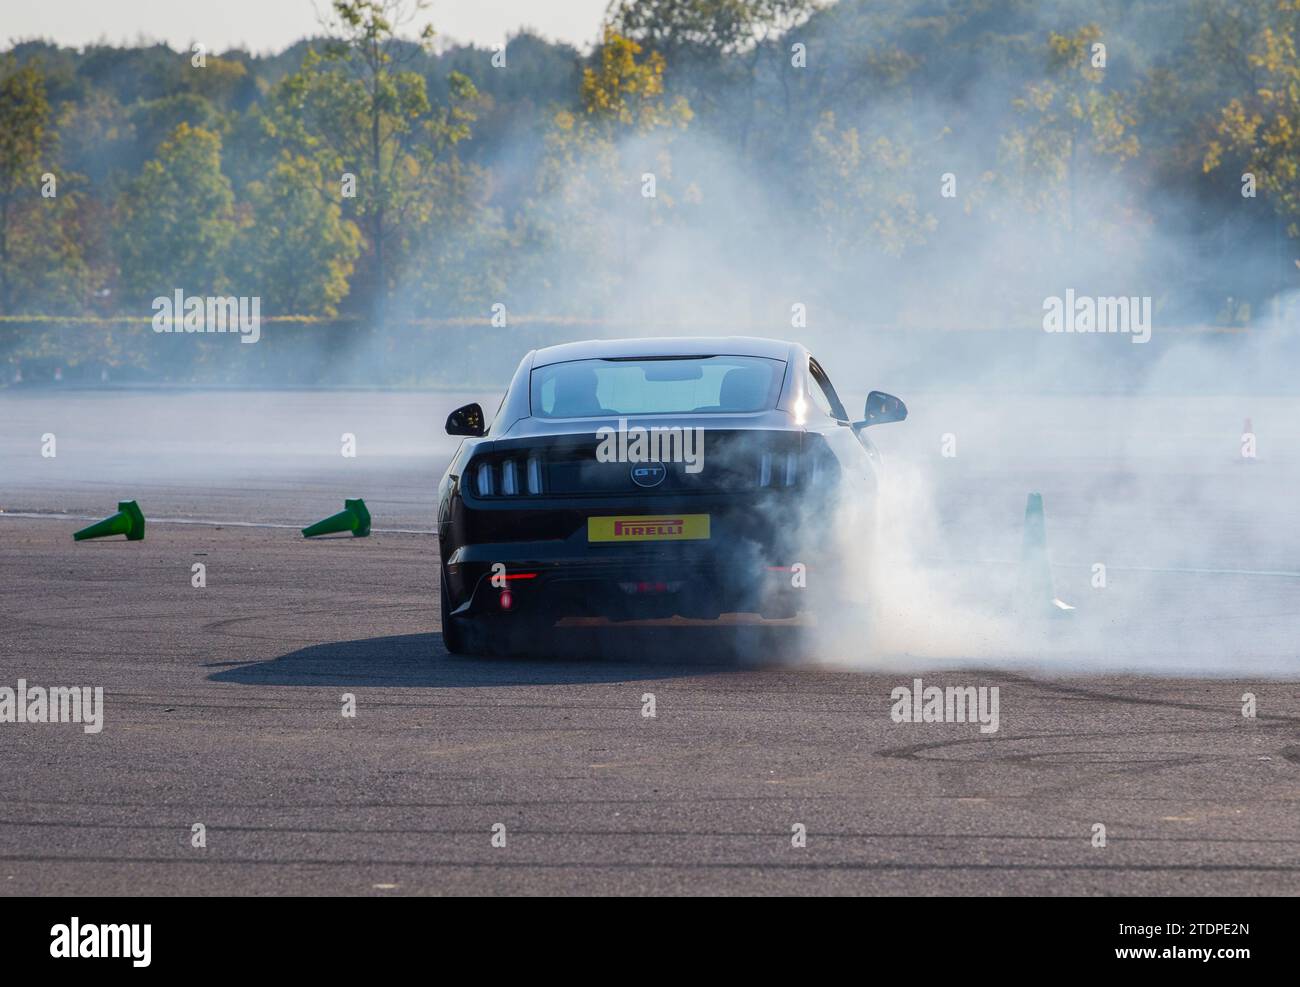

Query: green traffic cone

[302,498,371,538]
[73,500,145,541]
[1016,492,1073,614]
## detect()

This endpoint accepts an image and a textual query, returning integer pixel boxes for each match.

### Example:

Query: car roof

[530,336,797,368]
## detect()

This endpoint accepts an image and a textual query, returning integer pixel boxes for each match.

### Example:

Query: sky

[2,0,611,53]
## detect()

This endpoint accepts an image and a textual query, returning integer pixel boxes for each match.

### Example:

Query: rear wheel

[440,565,555,657]
[495,617,554,657]
[440,566,471,655]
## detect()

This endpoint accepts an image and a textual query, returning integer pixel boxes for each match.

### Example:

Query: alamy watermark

[1043,289,1151,344]
[0,679,104,734]
[596,417,705,474]
[152,289,261,343]
[50,918,150,967]
[890,678,1000,734]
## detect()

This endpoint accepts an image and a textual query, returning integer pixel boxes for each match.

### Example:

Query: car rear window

[530,356,785,418]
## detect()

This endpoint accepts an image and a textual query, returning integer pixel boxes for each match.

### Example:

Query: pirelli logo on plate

[588,514,710,542]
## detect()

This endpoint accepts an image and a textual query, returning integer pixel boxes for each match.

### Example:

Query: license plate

[588,514,710,543]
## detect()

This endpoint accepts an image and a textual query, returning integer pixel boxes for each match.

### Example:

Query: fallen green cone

[302,498,371,538]
[73,500,146,542]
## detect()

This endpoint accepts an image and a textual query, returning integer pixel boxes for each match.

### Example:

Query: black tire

[440,564,559,657]
[439,566,470,655]
[504,617,555,658]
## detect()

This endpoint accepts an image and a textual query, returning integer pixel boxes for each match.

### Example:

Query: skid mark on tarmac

[996,672,1300,724]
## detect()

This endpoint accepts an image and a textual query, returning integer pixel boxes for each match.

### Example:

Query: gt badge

[630,464,667,488]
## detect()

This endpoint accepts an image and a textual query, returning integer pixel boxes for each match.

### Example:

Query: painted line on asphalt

[924,556,1300,579]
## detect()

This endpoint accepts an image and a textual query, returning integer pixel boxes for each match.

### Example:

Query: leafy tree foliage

[1,0,1299,324]
[113,122,236,301]
[232,155,361,315]
[1205,0,1300,232]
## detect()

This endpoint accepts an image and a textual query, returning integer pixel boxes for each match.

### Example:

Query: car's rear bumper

[445,538,822,621]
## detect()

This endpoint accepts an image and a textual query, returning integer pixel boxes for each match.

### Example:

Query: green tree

[57,89,133,186]
[177,55,258,111]
[1001,27,1140,234]
[113,121,236,303]
[0,185,87,314]
[517,29,692,312]
[231,155,362,315]
[126,93,224,173]
[606,0,818,62]
[273,0,479,316]
[1204,0,1300,232]
[580,27,693,133]
[606,0,817,146]
[0,61,55,312]
[402,158,508,316]
[807,111,936,260]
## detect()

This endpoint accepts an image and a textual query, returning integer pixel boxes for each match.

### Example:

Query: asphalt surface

[2,389,1298,895]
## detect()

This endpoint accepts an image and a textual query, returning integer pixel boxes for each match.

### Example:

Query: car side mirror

[857,390,907,428]
[446,402,486,437]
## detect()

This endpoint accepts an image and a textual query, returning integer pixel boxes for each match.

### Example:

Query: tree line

[2,0,1299,327]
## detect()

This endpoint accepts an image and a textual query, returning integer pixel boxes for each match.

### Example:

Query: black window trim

[808,357,849,423]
